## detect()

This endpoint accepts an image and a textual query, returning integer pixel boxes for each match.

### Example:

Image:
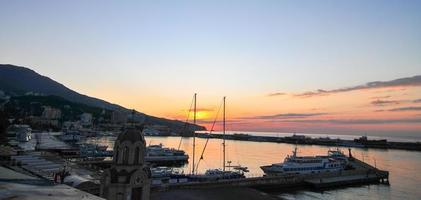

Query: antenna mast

[192,93,197,174]
[223,96,226,172]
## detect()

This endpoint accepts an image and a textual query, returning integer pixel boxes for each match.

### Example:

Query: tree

[0,110,9,144]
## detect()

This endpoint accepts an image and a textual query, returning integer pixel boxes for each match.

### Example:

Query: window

[115,149,119,163]
[134,147,140,164]
[123,146,129,164]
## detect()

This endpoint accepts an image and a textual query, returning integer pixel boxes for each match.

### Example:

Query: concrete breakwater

[193,133,421,151]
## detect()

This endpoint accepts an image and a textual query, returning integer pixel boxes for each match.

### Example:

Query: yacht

[146,143,189,164]
[261,148,348,176]
[79,143,113,158]
[188,168,246,182]
[151,167,189,186]
[147,144,188,157]
[189,96,247,181]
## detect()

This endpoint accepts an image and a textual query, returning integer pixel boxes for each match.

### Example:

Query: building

[62,121,82,131]
[29,116,60,127]
[41,106,62,119]
[0,166,104,200]
[80,113,93,126]
[6,124,32,142]
[100,125,151,200]
[63,175,100,195]
[111,110,128,124]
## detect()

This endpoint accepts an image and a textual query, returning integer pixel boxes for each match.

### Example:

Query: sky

[1,0,421,137]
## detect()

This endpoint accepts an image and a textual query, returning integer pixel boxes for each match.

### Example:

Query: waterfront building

[100,125,151,200]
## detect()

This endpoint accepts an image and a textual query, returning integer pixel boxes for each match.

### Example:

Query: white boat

[260,148,348,176]
[188,168,245,181]
[146,144,189,164]
[191,96,247,181]
[151,167,189,185]
[147,144,188,157]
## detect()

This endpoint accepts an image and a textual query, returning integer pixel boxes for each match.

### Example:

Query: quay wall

[154,158,389,191]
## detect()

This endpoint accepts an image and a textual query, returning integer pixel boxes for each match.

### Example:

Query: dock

[153,157,389,192]
[194,132,421,151]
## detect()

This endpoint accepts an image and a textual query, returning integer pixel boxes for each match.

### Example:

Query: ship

[260,147,348,176]
[151,167,189,186]
[145,144,189,165]
[147,144,188,157]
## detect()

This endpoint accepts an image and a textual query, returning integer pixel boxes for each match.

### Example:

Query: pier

[193,133,421,151]
[153,157,389,192]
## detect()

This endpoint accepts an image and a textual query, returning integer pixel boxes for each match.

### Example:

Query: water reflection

[86,136,421,199]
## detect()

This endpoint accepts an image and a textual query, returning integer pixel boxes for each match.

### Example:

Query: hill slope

[0,64,123,110]
[0,64,205,131]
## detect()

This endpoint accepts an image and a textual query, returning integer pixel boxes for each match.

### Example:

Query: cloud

[246,112,328,119]
[371,95,391,99]
[370,98,421,107]
[267,92,286,97]
[388,106,421,112]
[276,118,421,124]
[291,75,421,98]
[371,100,402,106]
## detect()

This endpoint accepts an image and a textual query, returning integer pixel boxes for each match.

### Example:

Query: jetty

[194,133,421,151]
[152,157,389,192]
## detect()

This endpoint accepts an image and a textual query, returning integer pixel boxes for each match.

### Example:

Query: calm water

[87,136,421,200]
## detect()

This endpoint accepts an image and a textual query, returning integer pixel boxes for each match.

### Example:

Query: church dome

[116,126,145,143]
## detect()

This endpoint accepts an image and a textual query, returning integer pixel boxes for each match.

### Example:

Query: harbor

[152,157,388,191]
[3,128,394,198]
[86,135,421,199]
[0,93,415,199]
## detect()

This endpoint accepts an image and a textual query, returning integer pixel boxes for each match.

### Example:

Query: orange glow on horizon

[80,83,421,134]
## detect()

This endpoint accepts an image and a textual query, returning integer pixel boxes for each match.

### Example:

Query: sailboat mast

[223,96,226,172]
[192,93,197,174]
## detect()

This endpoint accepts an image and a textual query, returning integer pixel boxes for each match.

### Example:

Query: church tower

[101,125,151,200]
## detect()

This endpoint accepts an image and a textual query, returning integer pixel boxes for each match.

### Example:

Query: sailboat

[150,95,247,185]
[188,96,247,181]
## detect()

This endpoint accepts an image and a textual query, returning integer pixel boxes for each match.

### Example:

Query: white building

[7,124,32,142]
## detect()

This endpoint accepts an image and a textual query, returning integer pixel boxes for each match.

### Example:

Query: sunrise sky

[1,1,421,136]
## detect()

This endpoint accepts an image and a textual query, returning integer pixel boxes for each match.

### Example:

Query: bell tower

[100,125,151,200]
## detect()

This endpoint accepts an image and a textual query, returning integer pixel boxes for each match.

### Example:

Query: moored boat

[261,147,348,176]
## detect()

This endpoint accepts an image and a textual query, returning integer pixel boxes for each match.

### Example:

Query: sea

[86,131,421,200]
